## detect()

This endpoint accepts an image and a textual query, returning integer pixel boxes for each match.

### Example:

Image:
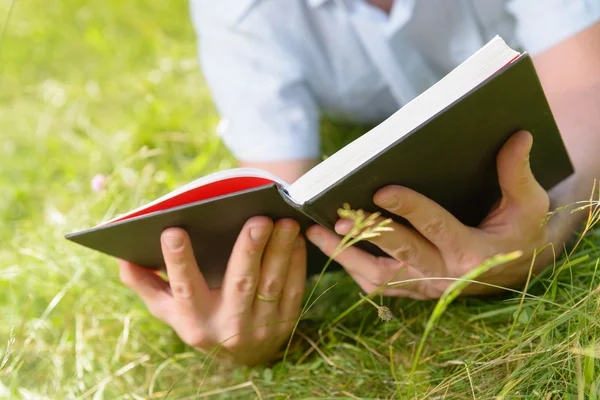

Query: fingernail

[376,194,399,209]
[276,227,296,243]
[523,131,533,160]
[335,219,353,235]
[163,233,184,251]
[250,226,270,241]
[308,230,325,248]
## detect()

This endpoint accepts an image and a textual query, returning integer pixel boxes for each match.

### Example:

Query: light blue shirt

[190,0,600,163]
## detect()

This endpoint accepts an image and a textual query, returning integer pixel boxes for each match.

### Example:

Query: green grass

[2,0,600,398]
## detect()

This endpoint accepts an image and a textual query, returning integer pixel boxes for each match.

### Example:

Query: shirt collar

[313,1,415,36]
[348,0,416,37]
[386,0,414,35]
[307,0,330,8]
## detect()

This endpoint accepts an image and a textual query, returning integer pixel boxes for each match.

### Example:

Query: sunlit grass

[3,0,600,398]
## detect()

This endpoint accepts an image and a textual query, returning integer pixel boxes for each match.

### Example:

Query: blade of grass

[407,251,523,396]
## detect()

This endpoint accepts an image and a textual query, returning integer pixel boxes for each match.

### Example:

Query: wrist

[547,170,598,246]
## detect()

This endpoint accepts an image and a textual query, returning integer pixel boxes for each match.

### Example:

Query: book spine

[277,185,312,216]
[277,185,337,229]
[296,198,337,232]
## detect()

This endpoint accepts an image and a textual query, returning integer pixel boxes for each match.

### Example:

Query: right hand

[117,217,307,366]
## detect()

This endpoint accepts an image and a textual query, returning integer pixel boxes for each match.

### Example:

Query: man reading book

[118,1,600,365]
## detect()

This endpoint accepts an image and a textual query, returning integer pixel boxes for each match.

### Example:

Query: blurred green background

[3,0,600,398]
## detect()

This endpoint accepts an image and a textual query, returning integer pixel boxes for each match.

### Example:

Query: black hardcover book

[66,37,573,287]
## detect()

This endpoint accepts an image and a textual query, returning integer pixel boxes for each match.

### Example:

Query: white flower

[90,174,107,192]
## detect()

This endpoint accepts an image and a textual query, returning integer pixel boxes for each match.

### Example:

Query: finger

[221,216,273,317]
[254,219,300,318]
[496,131,549,219]
[117,259,173,321]
[335,215,445,277]
[306,225,424,292]
[161,228,211,319]
[374,185,472,255]
[278,235,307,331]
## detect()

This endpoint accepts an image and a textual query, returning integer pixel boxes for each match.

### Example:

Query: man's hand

[118,217,306,366]
[307,131,558,299]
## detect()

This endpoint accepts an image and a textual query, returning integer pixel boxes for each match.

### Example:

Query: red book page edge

[503,54,522,69]
[106,177,274,225]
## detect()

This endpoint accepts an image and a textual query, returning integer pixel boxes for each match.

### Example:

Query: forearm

[240,158,319,183]
[547,85,600,212]
[533,22,600,243]
[545,88,600,245]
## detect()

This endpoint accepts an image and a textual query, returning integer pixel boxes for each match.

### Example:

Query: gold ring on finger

[256,293,280,302]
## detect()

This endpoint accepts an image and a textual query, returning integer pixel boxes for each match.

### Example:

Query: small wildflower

[91,174,107,192]
[377,306,394,322]
[359,293,394,322]
[336,203,393,245]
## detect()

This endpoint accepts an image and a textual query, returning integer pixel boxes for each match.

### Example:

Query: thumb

[496,131,549,218]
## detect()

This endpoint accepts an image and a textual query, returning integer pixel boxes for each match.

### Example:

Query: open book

[66,36,573,287]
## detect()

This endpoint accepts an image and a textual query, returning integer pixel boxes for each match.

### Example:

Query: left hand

[306,131,557,299]
[118,217,307,365]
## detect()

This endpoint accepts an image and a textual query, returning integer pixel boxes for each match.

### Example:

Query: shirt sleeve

[189,0,320,163]
[506,0,600,55]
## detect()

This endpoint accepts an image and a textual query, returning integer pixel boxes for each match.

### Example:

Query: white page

[288,36,520,205]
